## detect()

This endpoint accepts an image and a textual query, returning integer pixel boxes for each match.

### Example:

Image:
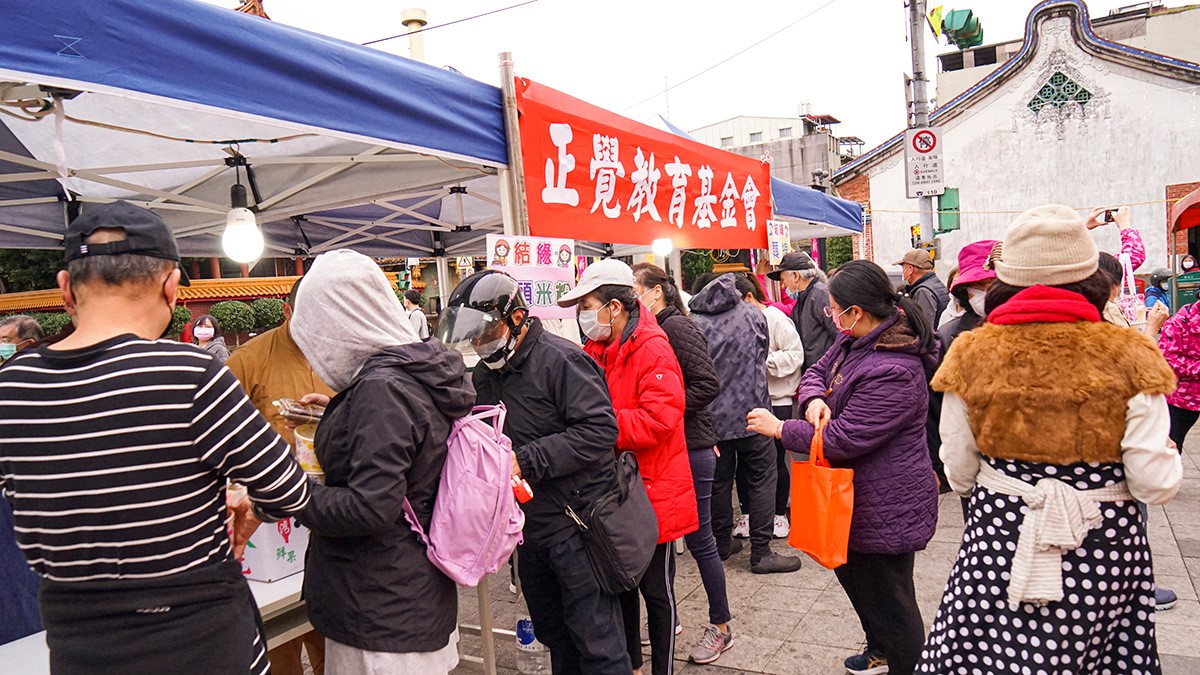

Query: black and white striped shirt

[0,335,310,582]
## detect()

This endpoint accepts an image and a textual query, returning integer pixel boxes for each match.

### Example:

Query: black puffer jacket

[300,339,474,654]
[473,318,619,549]
[790,280,838,373]
[655,305,720,450]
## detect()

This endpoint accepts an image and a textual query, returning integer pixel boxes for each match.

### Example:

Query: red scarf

[988,285,1101,325]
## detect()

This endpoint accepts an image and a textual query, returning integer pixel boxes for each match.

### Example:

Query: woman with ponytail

[746,259,939,675]
[631,263,735,665]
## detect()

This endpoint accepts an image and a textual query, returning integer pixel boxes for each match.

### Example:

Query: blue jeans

[683,447,732,625]
[518,533,630,675]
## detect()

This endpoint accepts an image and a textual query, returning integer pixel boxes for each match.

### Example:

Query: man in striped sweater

[0,201,310,674]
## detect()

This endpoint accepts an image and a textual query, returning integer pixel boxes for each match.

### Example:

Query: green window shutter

[937,188,960,233]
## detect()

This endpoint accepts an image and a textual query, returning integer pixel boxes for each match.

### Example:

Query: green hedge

[208,300,255,335]
[169,305,192,338]
[250,298,286,331]
[31,312,71,336]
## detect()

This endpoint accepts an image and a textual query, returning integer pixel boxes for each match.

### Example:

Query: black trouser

[714,434,776,563]
[619,543,676,675]
[833,550,924,675]
[519,533,630,675]
[1169,404,1199,452]
[738,405,794,516]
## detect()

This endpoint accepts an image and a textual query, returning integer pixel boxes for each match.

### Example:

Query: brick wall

[835,174,873,261]
[1167,181,1200,259]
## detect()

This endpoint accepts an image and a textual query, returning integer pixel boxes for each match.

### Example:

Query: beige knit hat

[993,204,1098,286]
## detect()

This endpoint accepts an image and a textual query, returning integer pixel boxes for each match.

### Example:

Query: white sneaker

[732,514,750,539]
[773,514,790,539]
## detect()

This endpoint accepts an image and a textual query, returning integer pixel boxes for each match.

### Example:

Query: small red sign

[912,130,937,154]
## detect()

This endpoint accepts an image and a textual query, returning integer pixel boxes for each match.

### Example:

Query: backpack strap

[401,498,431,546]
[470,403,507,437]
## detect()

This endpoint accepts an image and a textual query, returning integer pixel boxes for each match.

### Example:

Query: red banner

[516,78,772,249]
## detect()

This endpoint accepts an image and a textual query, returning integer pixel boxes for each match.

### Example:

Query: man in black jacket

[439,271,629,675]
[895,249,949,328]
[768,252,837,373]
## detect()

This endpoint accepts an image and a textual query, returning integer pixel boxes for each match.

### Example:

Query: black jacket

[789,280,838,373]
[904,272,950,328]
[473,318,619,549]
[655,305,720,450]
[689,274,771,442]
[300,340,475,654]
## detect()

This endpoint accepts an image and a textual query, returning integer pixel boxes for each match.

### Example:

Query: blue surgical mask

[0,343,15,360]
[787,288,802,300]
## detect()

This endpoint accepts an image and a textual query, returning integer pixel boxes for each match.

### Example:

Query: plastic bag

[788,426,854,569]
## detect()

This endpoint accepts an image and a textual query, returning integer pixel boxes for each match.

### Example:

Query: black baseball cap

[64,200,190,285]
[766,251,816,280]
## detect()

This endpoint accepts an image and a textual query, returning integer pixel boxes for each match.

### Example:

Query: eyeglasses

[822,305,853,318]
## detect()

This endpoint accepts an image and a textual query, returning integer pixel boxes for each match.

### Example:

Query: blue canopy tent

[658,117,863,239]
[0,0,509,258]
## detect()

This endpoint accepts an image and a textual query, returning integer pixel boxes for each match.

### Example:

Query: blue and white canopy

[0,0,509,257]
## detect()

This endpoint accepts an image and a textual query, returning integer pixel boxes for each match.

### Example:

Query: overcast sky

[204,0,1138,148]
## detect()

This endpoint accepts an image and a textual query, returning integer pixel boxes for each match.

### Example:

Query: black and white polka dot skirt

[917,457,1160,675]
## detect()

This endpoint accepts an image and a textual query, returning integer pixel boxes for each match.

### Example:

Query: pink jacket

[1159,302,1200,411]
[1121,227,1146,272]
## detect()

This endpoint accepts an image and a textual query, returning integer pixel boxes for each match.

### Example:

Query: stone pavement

[454,432,1200,674]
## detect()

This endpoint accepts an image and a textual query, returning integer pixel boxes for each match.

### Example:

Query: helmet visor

[435,306,508,348]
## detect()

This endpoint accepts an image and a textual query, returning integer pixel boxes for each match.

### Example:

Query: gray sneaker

[689,624,735,664]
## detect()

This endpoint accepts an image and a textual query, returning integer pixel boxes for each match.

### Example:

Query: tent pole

[498,52,529,237]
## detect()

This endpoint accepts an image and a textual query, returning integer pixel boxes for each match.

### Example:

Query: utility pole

[401,9,428,62]
[907,0,934,244]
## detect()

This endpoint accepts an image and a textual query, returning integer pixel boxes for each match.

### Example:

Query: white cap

[556,258,634,307]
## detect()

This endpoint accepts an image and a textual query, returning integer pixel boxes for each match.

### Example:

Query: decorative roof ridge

[834,0,1200,182]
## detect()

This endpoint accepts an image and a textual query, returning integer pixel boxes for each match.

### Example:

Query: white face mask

[967,288,988,318]
[579,305,614,342]
[193,326,215,340]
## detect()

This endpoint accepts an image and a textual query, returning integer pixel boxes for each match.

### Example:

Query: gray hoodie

[687,274,770,442]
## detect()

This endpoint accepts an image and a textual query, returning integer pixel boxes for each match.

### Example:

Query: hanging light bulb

[651,237,674,258]
[222,181,263,263]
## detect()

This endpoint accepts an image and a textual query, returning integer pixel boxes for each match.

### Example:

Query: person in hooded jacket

[560,259,697,675]
[632,263,735,666]
[439,270,629,674]
[767,252,837,373]
[690,273,803,575]
[289,250,475,675]
[747,260,939,675]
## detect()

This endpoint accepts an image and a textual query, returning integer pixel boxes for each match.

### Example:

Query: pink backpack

[402,404,524,587]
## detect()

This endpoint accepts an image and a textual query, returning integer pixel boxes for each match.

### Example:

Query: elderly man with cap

[895,249,949,328]
[767,251,837,373]
[0,201,311,673]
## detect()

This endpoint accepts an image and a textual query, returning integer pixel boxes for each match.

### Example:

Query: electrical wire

[362,0,539,46]
[618,0,844,114]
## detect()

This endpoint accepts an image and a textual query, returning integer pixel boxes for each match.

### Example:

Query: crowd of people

[0,198,1193,675]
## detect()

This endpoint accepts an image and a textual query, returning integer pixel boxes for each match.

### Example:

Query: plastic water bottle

[515,597,550,674]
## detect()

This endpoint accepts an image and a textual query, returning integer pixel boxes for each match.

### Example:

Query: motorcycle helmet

[436,270,527,369]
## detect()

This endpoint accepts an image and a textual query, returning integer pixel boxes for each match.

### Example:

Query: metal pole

[498,52,530,237]
[908,0,934,244]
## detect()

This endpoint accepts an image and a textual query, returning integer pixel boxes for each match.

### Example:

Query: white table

[0,573,308,674]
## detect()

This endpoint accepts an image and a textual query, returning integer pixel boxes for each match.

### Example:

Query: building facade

[833,0,1200,279]
[689,114,846,190]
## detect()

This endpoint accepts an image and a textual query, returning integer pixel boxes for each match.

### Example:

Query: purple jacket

[781,312,938,555]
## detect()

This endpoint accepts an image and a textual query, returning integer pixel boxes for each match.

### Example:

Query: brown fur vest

[932,321,1176,464]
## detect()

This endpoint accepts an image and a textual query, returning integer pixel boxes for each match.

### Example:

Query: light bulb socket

[230,183,249,209]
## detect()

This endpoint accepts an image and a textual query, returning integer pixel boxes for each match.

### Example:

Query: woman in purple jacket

[747,260,939,675]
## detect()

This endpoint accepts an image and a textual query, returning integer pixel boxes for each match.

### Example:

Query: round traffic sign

[912,130,937,154]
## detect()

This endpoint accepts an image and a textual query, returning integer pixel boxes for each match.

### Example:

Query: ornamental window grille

[1027,71,1093,113]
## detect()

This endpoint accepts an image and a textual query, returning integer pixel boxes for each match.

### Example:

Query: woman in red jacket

[559,258,698,675]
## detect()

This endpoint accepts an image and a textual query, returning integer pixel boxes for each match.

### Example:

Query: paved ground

[454,430,1200,674]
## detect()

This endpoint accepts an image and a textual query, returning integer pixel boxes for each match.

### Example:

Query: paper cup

[294,424,322,474]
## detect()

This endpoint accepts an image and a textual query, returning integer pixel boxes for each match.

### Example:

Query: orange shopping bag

[787,426,854,569]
